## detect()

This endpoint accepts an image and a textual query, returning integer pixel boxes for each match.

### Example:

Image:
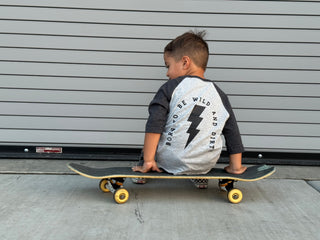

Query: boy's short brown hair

[164,31,209,70]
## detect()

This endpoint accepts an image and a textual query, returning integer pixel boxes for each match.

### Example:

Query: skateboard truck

[219,179,235,192]
[99,178,130,204]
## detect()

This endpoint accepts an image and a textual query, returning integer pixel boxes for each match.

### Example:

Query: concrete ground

[0,159,319,240]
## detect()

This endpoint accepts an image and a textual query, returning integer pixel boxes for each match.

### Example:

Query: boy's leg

[190,179,208,189]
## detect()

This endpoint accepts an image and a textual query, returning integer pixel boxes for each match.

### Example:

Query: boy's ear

[182,56,191,69]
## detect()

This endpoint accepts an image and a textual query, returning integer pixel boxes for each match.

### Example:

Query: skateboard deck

[68,163,275,204]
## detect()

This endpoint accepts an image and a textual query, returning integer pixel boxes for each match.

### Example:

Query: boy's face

[164,53,186,80]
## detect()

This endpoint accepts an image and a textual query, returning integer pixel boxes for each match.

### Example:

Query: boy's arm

[132,133,162,173]
[224,153,247,174]
[214,86,246,174]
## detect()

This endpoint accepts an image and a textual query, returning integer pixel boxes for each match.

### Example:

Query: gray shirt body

[146,76,244,175]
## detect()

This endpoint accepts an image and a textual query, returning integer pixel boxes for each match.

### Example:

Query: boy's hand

[224,165,247,175]
[132,161,162,173]
[225,153,247,174]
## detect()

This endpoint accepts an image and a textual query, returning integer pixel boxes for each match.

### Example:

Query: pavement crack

[134,192,144,224]
[135,208,144,224]
[306,181,320,193]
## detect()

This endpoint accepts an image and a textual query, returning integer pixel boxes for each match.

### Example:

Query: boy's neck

[185,68,205,79]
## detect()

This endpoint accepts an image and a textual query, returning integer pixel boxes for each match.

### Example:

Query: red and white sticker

[36,147,63,153]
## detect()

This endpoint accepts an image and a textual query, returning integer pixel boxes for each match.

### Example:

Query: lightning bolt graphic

[185,105,205,149]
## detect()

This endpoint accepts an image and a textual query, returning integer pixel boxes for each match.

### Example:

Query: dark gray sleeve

[145,77,183,133]
[145,86,170,133]
[214,84,245,154]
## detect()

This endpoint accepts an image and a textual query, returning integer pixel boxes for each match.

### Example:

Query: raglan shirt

[146,76,244,175]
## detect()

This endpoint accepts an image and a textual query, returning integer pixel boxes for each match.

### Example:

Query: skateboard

[68,163,275,204]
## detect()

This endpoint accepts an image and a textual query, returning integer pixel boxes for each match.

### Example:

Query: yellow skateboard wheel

[99,179,110,193]
[228,188,243,204]
[113,188,129,204]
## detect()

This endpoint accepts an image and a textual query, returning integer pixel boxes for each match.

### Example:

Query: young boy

[132,31,246,188]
